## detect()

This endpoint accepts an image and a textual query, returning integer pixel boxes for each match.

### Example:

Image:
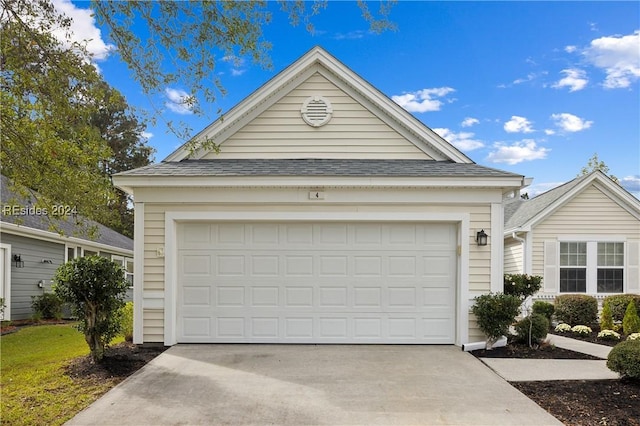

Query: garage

[176,221,457,344]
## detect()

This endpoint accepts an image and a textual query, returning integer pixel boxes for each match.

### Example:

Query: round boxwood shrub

[603,294,640,322]
[554,294,598,326]
[472,292,521,344]
[607,339,640,380]
[514,313,549,345]
[532,300,555,322]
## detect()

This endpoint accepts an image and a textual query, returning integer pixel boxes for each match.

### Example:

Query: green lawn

[1,324,121,426]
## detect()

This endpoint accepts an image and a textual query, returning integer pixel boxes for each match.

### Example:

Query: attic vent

[301,96,333,127]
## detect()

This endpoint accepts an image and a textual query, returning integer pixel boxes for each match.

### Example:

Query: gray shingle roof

[115,159,522,178]
[504,173,591,230]
[1,175,133,251]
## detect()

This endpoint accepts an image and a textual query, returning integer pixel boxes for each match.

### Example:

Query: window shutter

[544,241,558,293]
[627,241,640,293]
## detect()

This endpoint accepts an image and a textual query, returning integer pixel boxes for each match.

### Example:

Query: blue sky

[62,1,639,197]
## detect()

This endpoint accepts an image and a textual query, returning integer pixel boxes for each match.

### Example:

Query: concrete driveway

[67,345,561,425]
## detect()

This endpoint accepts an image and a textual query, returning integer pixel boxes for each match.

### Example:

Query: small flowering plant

[571,325,592,335]
[503,274,543,300]
[555,323,572,333]
[597,329,621,340]
[627,333,640,341]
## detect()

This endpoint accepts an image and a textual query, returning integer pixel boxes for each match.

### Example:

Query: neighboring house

[504,170,640,301]
[0,175,134,320]
[114,46,527,347]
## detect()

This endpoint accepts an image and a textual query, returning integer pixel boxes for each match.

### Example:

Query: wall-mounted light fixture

[41,259,53,264]
[13,254,24,268]
[476,230,488,246]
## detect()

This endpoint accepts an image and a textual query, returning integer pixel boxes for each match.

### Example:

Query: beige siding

[203,72,430,160]
[532,185,640,278]
[143,309,164,343]
[504,237,524,274]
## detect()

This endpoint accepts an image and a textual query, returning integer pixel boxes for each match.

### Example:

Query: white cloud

[334,30,367,40]
[584,30,640,89]
[461,117,479,128]
[544,129,556,136]
[552,68,588,92]
[526,181,566,198]
[392,87,455,113]
[165,88,195,115]
[513,73,537,85]
[504,116,534,133]
[51,0,114,61]
[551,113,593,132]
[141,131,153,140]
[433,128,484,151]
[486,139,549,165]
[565,45,577,53]
[620,175,640,194]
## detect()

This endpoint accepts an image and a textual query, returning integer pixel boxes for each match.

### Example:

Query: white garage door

[177,222,457,343]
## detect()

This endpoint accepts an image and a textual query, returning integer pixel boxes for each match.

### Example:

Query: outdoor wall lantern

[13,254,24,268]
[476,230,488,246]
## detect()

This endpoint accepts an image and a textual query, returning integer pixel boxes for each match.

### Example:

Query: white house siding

[532,185,640,294]
[138,189,496,343]
[202,71,430,160]
[504,237,524,274]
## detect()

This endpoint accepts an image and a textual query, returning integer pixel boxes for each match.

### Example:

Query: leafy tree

[90,83,155,237]
[1,0,153,236]
[53,256,129,362]
[91,0,397,149]
[1,0,115,233]
[579,153,619,183]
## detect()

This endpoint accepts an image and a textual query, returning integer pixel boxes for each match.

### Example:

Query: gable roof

[504,170,640,233]
[1,175,133,252]
[164,46,473,164]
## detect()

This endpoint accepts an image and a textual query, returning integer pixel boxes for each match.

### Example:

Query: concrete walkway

[479,334,619,382]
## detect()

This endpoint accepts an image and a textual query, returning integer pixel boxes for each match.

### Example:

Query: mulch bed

[471,341,601,360]
[514,380,640,426]
[471,339,640,425]
[66,342,167,382]
[0,318,70,335]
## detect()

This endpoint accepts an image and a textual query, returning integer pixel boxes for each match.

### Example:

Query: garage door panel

[177,222,457,343]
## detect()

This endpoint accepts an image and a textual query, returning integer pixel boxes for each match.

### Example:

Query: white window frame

[112,255,134,288]
[558,239,626,294]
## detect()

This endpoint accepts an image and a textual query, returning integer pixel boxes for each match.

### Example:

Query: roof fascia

[164,46,472,164]
[0,221,133,255]
[524,172,640,230]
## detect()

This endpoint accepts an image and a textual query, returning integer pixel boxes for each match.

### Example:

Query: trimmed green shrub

[31,293,63,320]
[472,292,521,343]
[603,294,640,322]
[503,274,542,300]
[607,339,640,379]
[532,300,555,322]
[623,301,640,335]
[600,300,615,331]
[514,313,549,346]
[554,294,598,326]
[53,256,128,362]
[119,302,134,342]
